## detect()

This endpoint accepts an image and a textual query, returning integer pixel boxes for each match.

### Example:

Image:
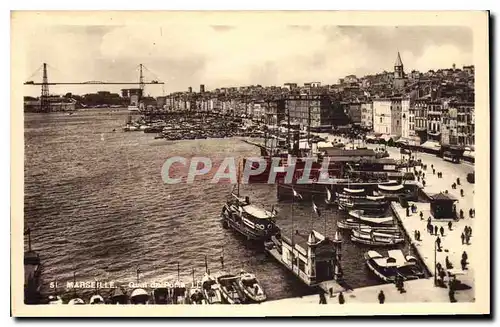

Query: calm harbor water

[24,108,408,302]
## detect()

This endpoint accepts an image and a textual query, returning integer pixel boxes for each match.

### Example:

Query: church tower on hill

[393,51,406,90]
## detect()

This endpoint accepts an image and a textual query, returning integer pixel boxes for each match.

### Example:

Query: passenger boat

[237,271,267,303]
[216,272,246,304]
[348,210,394,225]
[152,285,171,304]
[130,288,150,304]
[221,191,278,241]
[201,273,223,304]
[351,229,404,246]
[189,280,207,305]
[364,250,424,282]
[110,288,129,304]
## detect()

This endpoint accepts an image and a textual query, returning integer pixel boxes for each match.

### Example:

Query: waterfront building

[449,101,475,147]
[373,99,392,135]
[360,102,374,130]
[347,102,362,126]
[414,98,429,143]
[390,97,403,138]
[427,101,443,143]
[285,94,347,129]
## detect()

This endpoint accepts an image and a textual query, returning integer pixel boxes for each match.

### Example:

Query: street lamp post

[434,238,438,286]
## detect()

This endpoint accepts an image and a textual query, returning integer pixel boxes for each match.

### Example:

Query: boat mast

[236,160,241,197]
[205,255,209,274]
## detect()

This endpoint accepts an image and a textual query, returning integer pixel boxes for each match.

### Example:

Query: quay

[259,136,476,306]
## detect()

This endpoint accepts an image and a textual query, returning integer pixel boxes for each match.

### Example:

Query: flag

[292,188,303,200]
[312,201,321,218]
[325,187,332,204]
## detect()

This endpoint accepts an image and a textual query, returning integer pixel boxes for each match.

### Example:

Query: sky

[22,25,473,97]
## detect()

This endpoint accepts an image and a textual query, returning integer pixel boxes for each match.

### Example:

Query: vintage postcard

[11,11,490,317]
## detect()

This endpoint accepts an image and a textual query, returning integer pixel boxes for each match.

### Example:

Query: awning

[420,141,441,151]
[378,184,404,191]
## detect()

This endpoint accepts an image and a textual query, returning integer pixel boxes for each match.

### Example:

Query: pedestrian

[460,209,464,219]
[414,230,417,240]
[406,207,410,217]
[460,189,464,197]
[439,268,446,285]
[440,226,444,237]
[338,292,345,305]
[428,216,432,224]
[448,221,452,231]
[434,225,438,236]
[462,251,468,261]
[449,286,457,303]
[466,233,471,245]
[378,290,385,304]
[468,226,472,236]
[423,180,426,187]
[461,257,467,270]
[417,230,421,241]
[433,169,436,175]
[469,208,473,218]
[431,164,434,169]
[319,291,327,304]
[428,223,433,234]
[446,256,453,269]
[457,177,460,185]
[461,232,465,244]
[420,211,424,220]
[436,236,441,251]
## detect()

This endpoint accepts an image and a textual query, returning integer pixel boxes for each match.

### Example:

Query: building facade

[427,101,443,142]
[360,102,373,130]
[285,95,347,128]
[390,98,402,137]
[373,99,392,135]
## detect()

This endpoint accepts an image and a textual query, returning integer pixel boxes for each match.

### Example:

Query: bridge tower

[40,63,50,112]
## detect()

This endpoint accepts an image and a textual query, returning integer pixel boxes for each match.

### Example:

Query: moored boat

[110,287,129,304]
[48,295,64,304]
[351,229,404,246]
[152,285,171,304]
[337,218,399,231]
[201,273,223,304]
[237,271,267,303]
[89,294,105,305]
[189,280,207,305]
[216,272,246,304]
[221,192,278,241]
[67,298,85,305]
[171,281,187,304]
[364,250,424,283]
[130,288,150,304]
[348,210,394,225]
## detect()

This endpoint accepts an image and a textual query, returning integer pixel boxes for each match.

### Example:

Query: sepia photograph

[10,10,490,317]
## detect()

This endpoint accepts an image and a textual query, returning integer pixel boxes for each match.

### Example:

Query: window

[380,117,383,123]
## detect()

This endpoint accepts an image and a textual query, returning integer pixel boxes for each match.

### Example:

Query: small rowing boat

[237,270,266,303]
